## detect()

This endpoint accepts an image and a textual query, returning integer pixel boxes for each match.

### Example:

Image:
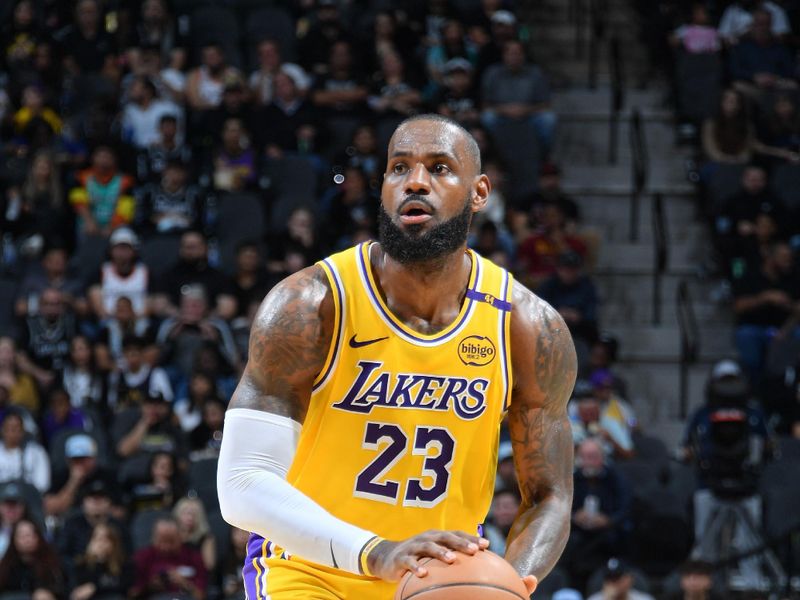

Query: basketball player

[218,114,577,599]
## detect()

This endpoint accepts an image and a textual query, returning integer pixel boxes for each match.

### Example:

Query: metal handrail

[608,35,624,164]
[629,108,648,241]
[651,193,669,325]
[676,280,699,419]
[587,0,608,89]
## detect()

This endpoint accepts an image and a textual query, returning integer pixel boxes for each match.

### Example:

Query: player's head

[379,114,490,265]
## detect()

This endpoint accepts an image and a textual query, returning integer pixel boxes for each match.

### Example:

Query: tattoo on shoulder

[229,267,332,418]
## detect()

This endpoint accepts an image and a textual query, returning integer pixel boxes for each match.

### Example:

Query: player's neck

[371,244,471,325]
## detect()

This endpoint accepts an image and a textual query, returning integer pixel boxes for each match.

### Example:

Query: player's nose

[404,162,432,195]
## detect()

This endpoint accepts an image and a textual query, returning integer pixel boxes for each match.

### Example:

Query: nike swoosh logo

[349,334,389,348]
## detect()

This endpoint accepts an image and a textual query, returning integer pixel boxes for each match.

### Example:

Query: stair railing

[652,192,669,326]
[588,0,609,89]
[676,279,699,419]
[608,35,624,164]
[629,107,648,241]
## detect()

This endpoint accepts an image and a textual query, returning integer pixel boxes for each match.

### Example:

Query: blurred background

[1,0,800,598]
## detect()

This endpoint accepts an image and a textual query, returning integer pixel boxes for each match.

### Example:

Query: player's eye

[392,163,408,174]
[433,164,450,174]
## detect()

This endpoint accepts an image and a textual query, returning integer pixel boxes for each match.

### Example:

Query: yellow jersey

[244,242,514,599]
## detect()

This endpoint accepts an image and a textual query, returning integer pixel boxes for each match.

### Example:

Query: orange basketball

[394,550,530,600]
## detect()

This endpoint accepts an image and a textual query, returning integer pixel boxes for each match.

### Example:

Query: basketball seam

[399,558,435,598]
[402,582,527,600]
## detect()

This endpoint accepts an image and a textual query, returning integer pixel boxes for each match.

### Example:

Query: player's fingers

[433,530,482,554]
[402,556,427,578]
[522,575,538,594]
[417,541,456,563]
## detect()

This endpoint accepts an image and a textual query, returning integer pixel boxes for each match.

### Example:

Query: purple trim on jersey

[464,288,512,311]
[312,258,345,391]
[357,243,479,344]
[500,269,511,410]
[244,533,265,600]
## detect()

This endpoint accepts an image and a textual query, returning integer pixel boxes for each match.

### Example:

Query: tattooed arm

[505,284,577,583]
[228,265,333,418]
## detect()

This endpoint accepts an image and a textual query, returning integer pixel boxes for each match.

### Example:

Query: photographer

[679,360,772,588]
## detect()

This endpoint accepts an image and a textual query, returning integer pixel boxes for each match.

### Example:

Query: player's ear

[471,174,491,212]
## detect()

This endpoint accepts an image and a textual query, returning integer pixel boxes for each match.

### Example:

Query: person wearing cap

[476,9,520,75]
[86,226,149,321]
[590,369,637,434]
[538,250,599,346]
[69,145,136,239]
[121,75,183,149]
[481,39,557,156]
[435,58,480,124]
[587,557,654,600]
[0,482,30,560]
[44,432,116,519]
[0,409,50,493]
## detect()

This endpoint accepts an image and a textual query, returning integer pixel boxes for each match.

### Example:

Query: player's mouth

[398,199,434,225]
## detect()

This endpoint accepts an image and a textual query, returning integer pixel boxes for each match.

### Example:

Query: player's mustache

[398,195,436,215]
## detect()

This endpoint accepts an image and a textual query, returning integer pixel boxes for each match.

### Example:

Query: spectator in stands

[587,335,629,399]
[368,51,423,119]
[361,10,419,77]
[538,251,599,346]
[69,145,136,240]
[96,296,151,371]
[136,160,204,234]
[670,4,721,55]
[483,487,521,556]
[299,0,352,75]
[0,482,29,559]
[4,153,71,258]
[189,397,225,457]
[174,371,217,433]
[202,79,256,147]
[0,409,50,492]
[757,93,800,155]
[174,496,216,573]
[128,0,183,68]
[12,84,63,141]
[156,284,241,379]
[702,88,758,166]
[591,369,637,431]
[516,201,587,290]
[563,439,632,592]
[587,558,654,600]
[310,40,369,121]
[15,245,83,318]
[185,43,242,112]
[570,383,635,460]
[71,522,132,600]
[718,0,791,44]
[476,10,519,76]
[55,0,117,78]
[87,228,149,321]
[44,432,112,519]
[121,76,182,150]
[524,162,581,232]
[0,518,64,599]
[152,230,236,319]
[435,58,480,125]
[335,124,382,189]
[2,0,39,80]
[58,478,126,572]
[125,43,186,107]
[260,67,320,158]
[220,526,249,599]
[17,287,77,387]
[136,114,192,183]
[267,206,325,276]
[231,242,272,322]
[40,386,90,446]
[481,39,557,156]
[108,335,172,411]
[427,19,478,85]
[129,450,181,512]
[250,39,283,106]
[731,240,800,384]
[113,392,187,463]
[0,337,39,414]
[324,165,379,249]
[729,9,797,99]
[132,517,207,600]
[212,117,256,192]
[666,560,722,600]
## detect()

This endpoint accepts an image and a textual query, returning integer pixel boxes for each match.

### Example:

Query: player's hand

[366,530,490,581]
[522,575,538,594]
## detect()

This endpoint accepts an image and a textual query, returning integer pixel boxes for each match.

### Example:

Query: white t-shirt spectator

[674,24,721,53]
[0,441,51,493]
[122,98,183,148]
[718,1,790,41]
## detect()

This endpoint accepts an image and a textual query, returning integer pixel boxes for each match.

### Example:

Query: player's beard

[378,195,472,265]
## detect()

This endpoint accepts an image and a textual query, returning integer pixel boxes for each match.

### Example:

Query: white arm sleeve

[217,408,378,575]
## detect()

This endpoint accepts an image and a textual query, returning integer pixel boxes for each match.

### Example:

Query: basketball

[394,550,530,600]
